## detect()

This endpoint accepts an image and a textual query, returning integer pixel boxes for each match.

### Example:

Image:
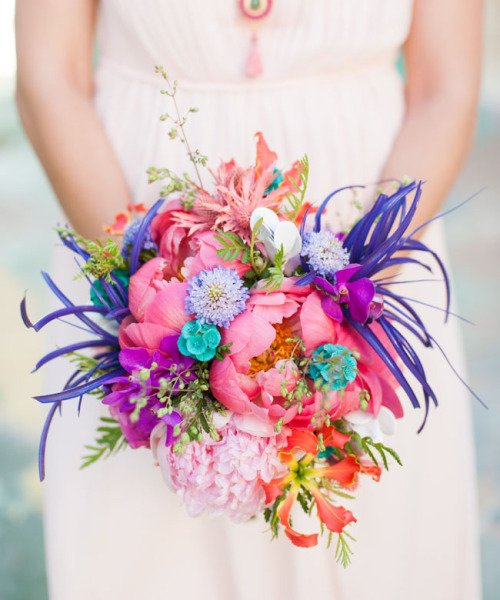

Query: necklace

[238,0,273,78]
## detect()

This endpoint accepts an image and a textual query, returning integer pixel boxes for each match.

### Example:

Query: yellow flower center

[248,321,297,375]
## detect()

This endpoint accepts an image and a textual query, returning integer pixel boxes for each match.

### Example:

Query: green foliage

[214,342,233,360]
[261,244,285,290]
[352,432,403,470]
[154,65,207,187]
[264,492,286,538]
[146,166,198,208]
[296,487,314,515]
[81,417,127,469]
[334,530,356,568]
[214,230,252,263]
[281,155,309,222]
[57,228,126,282]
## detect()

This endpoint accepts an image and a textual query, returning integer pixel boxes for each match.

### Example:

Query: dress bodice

[96,0,413,86]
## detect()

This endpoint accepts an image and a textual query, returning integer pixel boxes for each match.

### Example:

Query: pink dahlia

[151,421,286,522]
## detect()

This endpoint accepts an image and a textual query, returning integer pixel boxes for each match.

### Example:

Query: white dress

[43,1,481,599]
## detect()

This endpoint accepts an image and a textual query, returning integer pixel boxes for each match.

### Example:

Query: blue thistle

[185,267,249,328]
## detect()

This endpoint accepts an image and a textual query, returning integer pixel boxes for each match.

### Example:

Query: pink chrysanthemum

[152,421,286,522]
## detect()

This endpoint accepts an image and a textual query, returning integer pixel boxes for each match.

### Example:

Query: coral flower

[260,429,374,548]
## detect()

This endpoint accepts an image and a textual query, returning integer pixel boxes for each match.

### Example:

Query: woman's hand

[16,0,131,240]
[380,0,482,241]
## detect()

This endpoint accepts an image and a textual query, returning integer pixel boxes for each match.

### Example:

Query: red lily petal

[255,132,277,176]
[359,463,382,482]
[277,487,319,548]
[286,429,318,455]
[259,477,287,504]
[104,212,130,235]
[127,202,147,213]
[284,527,319,548]
[294,201,317,225]
[321,425,351,450]
[313,455,360,486]
[309,487,356,534]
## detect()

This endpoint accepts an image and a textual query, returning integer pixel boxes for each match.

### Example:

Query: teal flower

[178,319,221,362]
[265,168,284,194]
[90,269,129,308]
[307,343,357,391]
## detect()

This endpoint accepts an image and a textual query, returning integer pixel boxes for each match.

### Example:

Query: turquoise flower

[307,343,357,391]
[178,319,221,362]
[90,269,129,308]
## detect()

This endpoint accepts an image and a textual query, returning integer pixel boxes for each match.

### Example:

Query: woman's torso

[93,0,414,217]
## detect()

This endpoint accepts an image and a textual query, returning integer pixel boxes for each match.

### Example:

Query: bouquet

[22,71,475,564]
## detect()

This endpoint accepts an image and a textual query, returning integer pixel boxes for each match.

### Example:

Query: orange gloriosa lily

[261,428,381,548]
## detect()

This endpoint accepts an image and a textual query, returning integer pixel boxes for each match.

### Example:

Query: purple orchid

[103,335,195,448]
[313,264,378,324]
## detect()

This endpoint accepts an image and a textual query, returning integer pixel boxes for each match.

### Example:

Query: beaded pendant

[238,0,273,78]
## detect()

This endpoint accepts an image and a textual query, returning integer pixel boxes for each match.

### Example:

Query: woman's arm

[380,0,482,234]
[16,0,131,239]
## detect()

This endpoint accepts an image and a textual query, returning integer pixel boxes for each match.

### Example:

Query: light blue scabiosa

[308,343,358,391]
[178,319,221,362]
[301,230,350,278]
[185,266,249,328]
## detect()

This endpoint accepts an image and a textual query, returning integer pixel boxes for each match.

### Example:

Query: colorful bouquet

[23,108,468,563]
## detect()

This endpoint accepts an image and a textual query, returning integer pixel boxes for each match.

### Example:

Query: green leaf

[81,417,127,469]
[334,531,355,568]
[281,155,310,222]
[214,230,252,264]
[261,244,285,291]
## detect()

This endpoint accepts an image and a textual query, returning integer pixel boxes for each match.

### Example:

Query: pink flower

[181,231,251,280]
[183,134,293,243]
[209,282,318,435]
[151,420,286,522]
[151,199,208,278]
[120,265,190,351]
[127,257,169,322]
[300,290,402,419]
[248,278,310,325]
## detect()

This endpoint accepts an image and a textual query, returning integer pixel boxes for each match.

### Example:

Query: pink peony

[151,199,209,279]
[300,290,402,419]
[181,231,251,280]
[209,281,319,436]
[119,264,190,351]
[151,421,286,522]
[210,284,402,436]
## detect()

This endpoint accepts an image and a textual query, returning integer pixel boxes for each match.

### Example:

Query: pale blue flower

[301,230,349,278]
[185,267,249,328]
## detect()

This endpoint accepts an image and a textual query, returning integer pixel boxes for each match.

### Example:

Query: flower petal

[273,221,302,257]
[347,278,375,323]
[309,487,356,534]
[311,455,360,486]
[286,429,318,455]
[277,486,319,548]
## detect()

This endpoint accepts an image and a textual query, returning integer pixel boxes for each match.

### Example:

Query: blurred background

[0,2,499,599]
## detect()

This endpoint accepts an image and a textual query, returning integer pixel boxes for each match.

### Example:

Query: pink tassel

[245,32,263,78]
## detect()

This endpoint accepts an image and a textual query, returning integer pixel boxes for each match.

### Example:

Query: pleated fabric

[43,1,481,598]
